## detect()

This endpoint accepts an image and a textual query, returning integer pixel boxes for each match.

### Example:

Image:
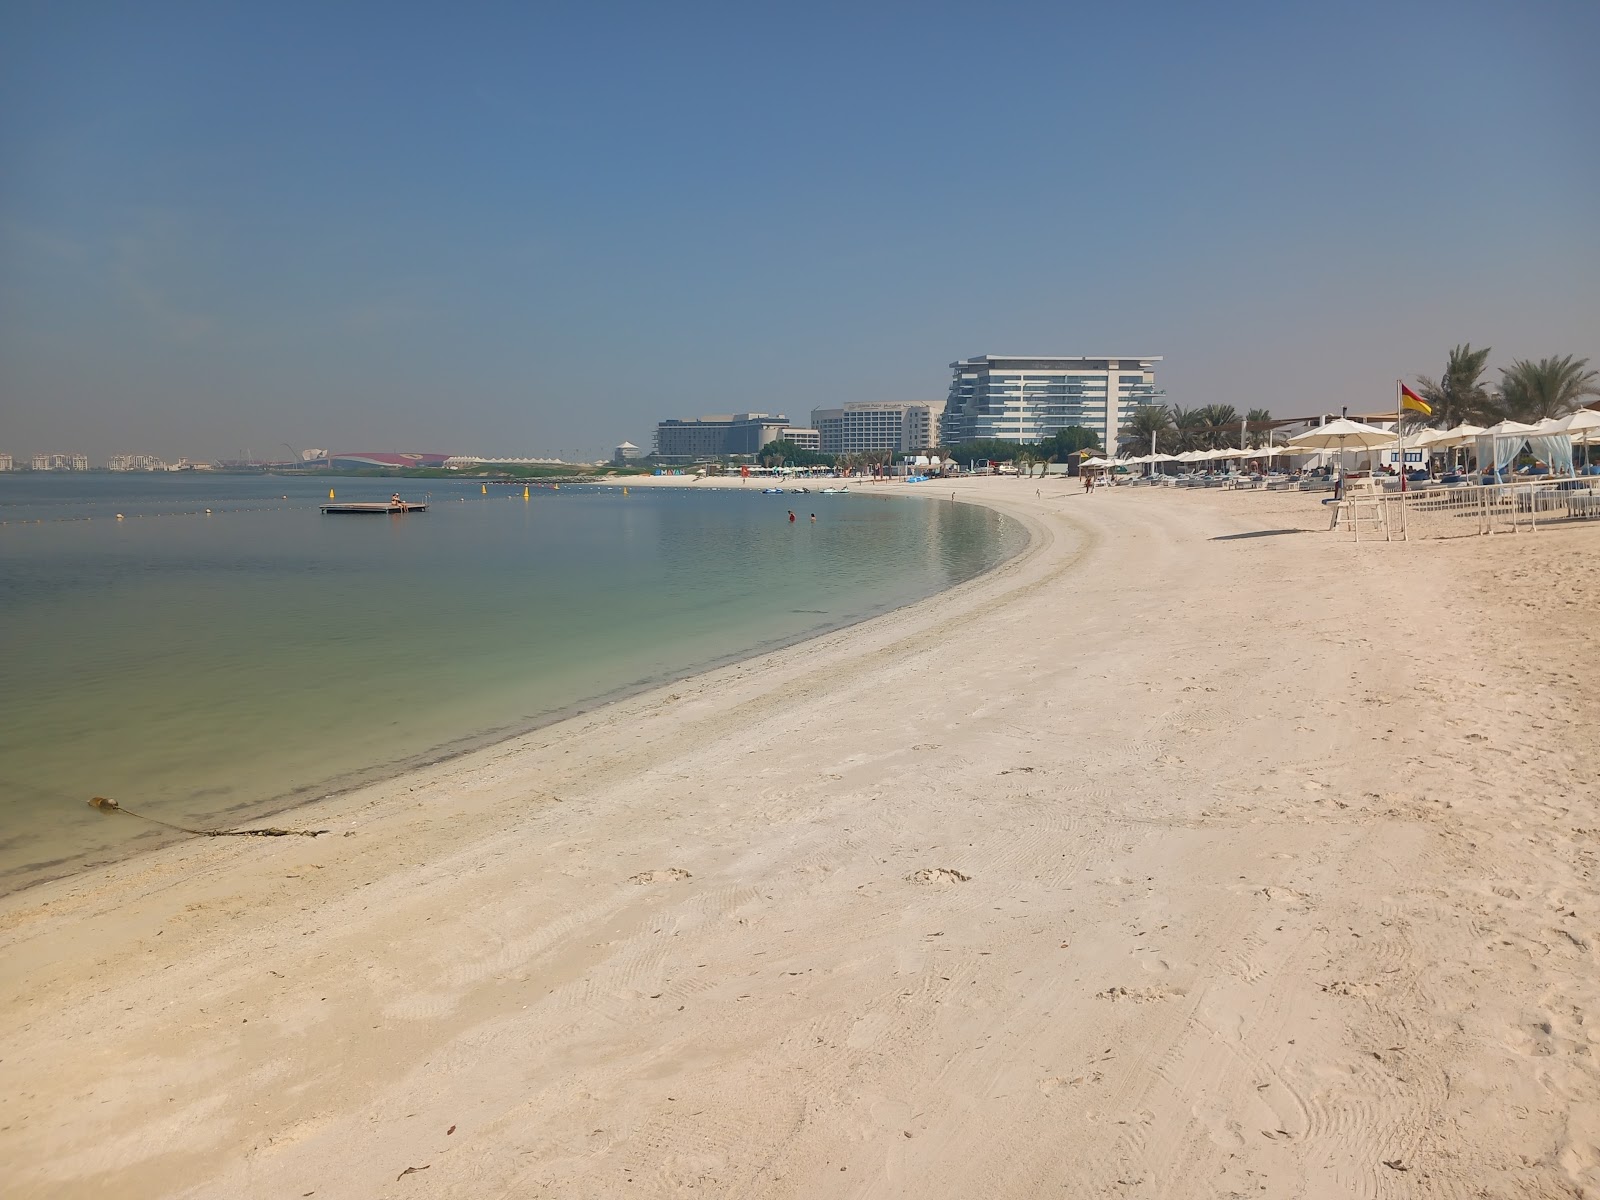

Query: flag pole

[1396,378,1406,494]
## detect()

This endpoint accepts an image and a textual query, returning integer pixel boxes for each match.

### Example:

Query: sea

[0,473,1025,894]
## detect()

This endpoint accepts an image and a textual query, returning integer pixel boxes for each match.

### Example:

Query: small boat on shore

[320,502,429,515]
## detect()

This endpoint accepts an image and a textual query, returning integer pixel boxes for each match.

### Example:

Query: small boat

[320,502,429,514]
[821,486,849,494]
[761,487,785,495]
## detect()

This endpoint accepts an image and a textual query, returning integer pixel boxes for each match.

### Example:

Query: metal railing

[1379,477,1600,539]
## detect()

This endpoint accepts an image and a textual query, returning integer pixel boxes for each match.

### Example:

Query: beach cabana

[1528,417,1577,477]
[1474,419,1540,481]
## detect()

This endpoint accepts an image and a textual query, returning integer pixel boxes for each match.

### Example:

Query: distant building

[780,428,821,451]
[327,451,454,470]
[445,455,565,468]
[0,454,12,472]
[107,454,168,471]
[810,402,946,455]
[653,414,791,461]
[31,452,89,471]
[942,356,1161,451]
[612,441,644,465]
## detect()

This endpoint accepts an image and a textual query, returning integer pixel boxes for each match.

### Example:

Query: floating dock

[319,502,429,515]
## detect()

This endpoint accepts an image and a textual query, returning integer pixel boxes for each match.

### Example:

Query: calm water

[0,473,1024,892]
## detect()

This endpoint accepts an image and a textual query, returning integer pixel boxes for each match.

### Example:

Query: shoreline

[0,478,1020,899]
[1,481,1053,914]
[4,480,1596,1198]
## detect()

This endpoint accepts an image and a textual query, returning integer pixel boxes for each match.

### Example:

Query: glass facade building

[653,414,792,461]
[942,356,1161,450]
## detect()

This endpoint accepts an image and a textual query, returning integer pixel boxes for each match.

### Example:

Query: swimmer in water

[788,510,796,522]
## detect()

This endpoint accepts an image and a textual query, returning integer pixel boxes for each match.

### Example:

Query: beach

[2,479,1596,1197]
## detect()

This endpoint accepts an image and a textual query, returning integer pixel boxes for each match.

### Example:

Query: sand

[2,479,1596,1198]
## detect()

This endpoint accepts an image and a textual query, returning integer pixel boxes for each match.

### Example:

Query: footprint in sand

[628,868,693,884]
[905,867,971,884]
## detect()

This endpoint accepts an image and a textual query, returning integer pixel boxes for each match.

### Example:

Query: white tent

[1475,419,1541,480]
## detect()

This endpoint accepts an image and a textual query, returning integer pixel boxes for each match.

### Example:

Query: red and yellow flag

[1400,383,1433,416]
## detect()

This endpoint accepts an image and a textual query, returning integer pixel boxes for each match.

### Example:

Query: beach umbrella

[1411,427,1457,449]
[1559,409,1600,468]
[1288,418,1397,476]
[1556,409,1600,440]
[1286,418,1397,451]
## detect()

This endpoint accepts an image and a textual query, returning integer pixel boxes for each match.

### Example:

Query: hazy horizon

[3,2,1597,463]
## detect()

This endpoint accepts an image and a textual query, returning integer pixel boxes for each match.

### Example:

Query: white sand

[3,480,1596,1198]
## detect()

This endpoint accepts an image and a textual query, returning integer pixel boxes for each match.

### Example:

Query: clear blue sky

[3,1,1596,460]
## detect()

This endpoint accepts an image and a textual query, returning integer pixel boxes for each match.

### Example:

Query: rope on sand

[88,796,327,837]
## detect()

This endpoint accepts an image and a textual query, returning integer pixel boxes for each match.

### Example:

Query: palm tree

[1199,404,1239,449]
[1493,355,1600,423]
[1244,408,1273,449]
[1121,404,1174,455]
[1171,405,1207,452]
[1412,344,1493,429]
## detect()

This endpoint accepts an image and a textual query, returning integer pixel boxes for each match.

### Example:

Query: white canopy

[1477,418,1541,437]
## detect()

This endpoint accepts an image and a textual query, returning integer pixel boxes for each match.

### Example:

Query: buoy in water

[481,484,487,494]
[329,488,335,499]
[523,486,530,500]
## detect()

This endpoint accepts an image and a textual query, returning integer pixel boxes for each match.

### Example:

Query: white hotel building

[942,355,1162,450]
[809,401,945,456]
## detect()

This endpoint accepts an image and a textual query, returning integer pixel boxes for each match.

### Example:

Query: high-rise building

[107,454,168,471]
[0,453,13,472]
[31,452,90,471]
[942,356,1161,451]
[809,402,947,455]
[653,414,791,461]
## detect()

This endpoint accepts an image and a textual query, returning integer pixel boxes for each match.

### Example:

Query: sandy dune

[2,481,1596,1198]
